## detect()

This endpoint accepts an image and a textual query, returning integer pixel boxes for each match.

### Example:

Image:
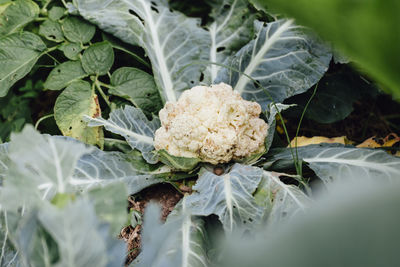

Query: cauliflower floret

[154,83,269,164]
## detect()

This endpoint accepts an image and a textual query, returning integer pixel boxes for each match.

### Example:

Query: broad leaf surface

[60,43,83,60]
[0,32,46,97]
[74,0,209,103]
[266,145,400,185]
[0,143,9,183]
[186,164,263,232]
[110,67,163,115]
[254,0,400,100]
[136,202,208,267]
[215,19,331,108]
[48,6,66,21]
[86,106,160,163]
[0,0,39,36]
[44,60,88,90]
[158,149,200,172]
[54,80,104,147]
[81,41,114,75]
[206,0,255,82]
[38,200,125,267]
[255,171,311,226]
[39,19,64,42]
[61,16,96,44]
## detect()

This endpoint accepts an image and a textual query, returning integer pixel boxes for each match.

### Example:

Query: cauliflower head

[154,83,268,164]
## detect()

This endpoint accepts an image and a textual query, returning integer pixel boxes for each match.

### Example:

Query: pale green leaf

[85,106,160,164]
[0,143,9,183]
[266,145,400,185]
[109,67,162,115]
[81,41,114,75]
[60,42,83,60]
[0,32,46,97]
[186,164,263,232]
[158,149,200,172]
[54,80,104,147]
[255,171,311,226]
[48,6,66,21]
[215,19,331,108]
[38,199,124,267]
[74,0,209,103]
[0,0,39,36]
[62,16,95,44]
[44,60,88,90]
[206,0,255,81]
[39,19,64,42]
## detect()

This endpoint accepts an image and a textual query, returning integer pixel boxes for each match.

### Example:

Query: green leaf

[186,164,263,232]
[85,105,160,164]
[39,19,64,42]
[137,202,209,267]
[158,149,200,172]
[0,0,39,36]
[61,16,96,43]
[88,182,128,235]
[54,80,104,147]
[73,146,170,194]
[81,41,114,75]
[266,145,400,186]
[44,60,88,90]
[215,19,331,109]
[38,199,125,267]
[1,125,91,210]
[254,171,311,225]
[0,32,46,97]
[0,143,9,182]
[48,6,66,21]
[74,0,209,103]
[206,0,256,82]
[60,42,83,60]
[254,0,400,100]
[110,67,163,115]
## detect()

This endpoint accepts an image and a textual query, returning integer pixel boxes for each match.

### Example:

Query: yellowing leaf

[357,134,400,157]
[289,136,351,148]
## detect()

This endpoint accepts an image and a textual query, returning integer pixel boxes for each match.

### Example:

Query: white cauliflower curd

[154,83,268,164]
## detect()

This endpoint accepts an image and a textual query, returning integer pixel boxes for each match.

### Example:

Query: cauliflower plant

[154,83,268,165]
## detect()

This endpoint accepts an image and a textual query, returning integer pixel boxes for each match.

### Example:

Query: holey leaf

[206,0,255,82]
[54,80,104,148]
[255,171,311,226]
[0,32,47,97]
[85,105,160,163]
[136,201,208,267]
[44,60,88,90]
[215,19,331,109]
[0,126,91,210]
[186,164,263,232]
[266,145,400,186]
[73,0,209,103]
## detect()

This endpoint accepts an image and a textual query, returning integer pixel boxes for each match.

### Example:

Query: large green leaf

[206,0,255,82]
[81,41,114,75]
[136,202,208,267]
[255,171,311,226]
[186,164,263,232]
[85,105,160,164]
[109,67,162,115]
[0,143,9,183]
[44,60,88,90]
[74,0,209,103]
[0,32,46,97]
[54,80,104,147]
[254,0,400,100]
[37,199,125,267]
[73,146,171,194]
[215,19,331,108]
[266,145,400,185]
[0,0,39,36]
[61,16,96,44]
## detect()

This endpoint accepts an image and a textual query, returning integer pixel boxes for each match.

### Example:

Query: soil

[120,183,183,266]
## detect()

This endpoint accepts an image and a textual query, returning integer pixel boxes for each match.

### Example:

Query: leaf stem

[94,77,111,108]
[35,114,54,130]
